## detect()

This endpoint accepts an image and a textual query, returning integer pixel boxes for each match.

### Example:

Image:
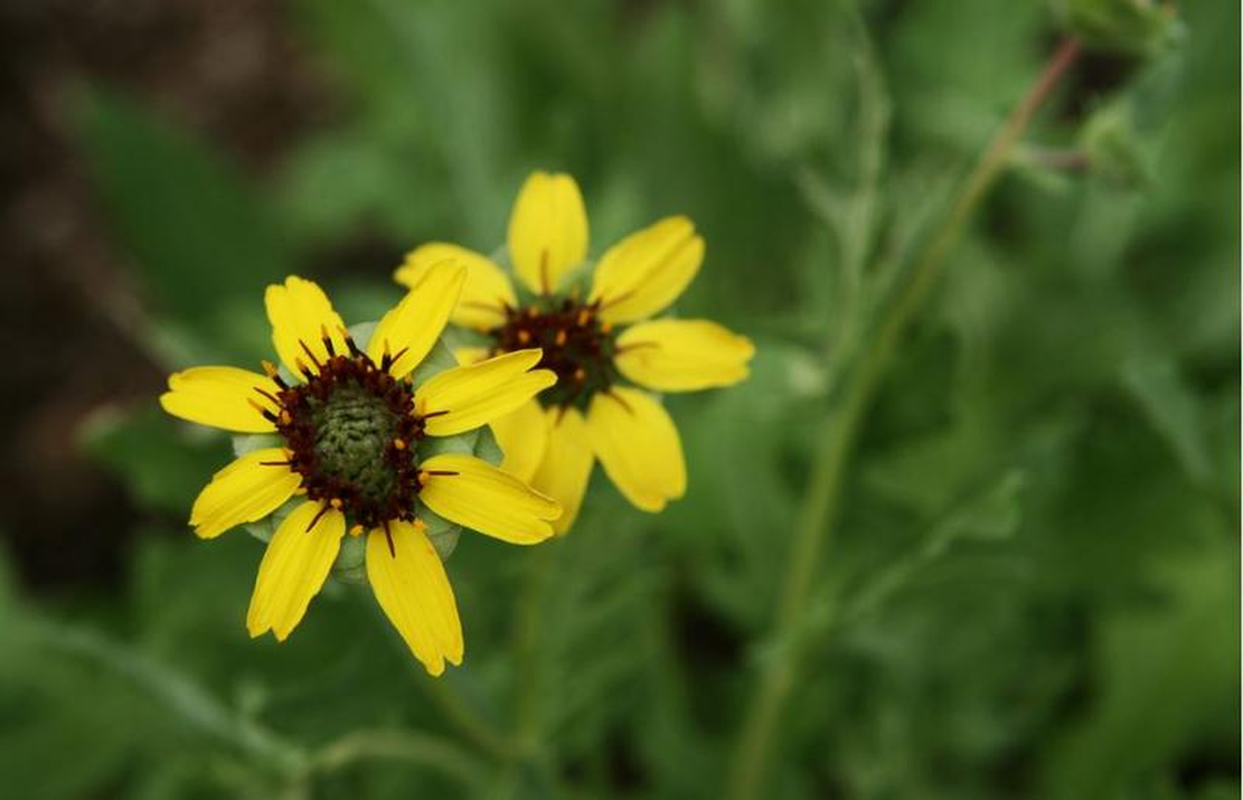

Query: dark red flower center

[253,333,441,535]
[488,297,618,408]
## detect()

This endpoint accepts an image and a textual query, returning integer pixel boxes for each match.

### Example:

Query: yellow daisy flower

[159,264,561,675]
[395,172,755,533]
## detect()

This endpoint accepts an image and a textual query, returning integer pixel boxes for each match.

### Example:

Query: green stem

[513,540,556,752]
[419,673,513,762]
[725,36,1082,800]
[300,728,488,790]
[485,541,564,799]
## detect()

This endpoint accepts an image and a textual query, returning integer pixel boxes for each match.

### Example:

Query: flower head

[395,172,754,533]
[160,265,561,675]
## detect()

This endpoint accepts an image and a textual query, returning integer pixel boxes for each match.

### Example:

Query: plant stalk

[726,36,1082,800]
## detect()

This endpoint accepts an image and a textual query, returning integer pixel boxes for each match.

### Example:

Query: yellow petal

[415,350,556,437]
[395,243,516,330]
[588,216,704,324]
[265,276,349,378]
[190,448,303,539]
[586,388,686,512]
[418,454,560,545]
[507,171,588,295]
[366,520,463,676]
[368,261,466,379]
[615,319,755,392]
[160,366,280,433]
[490,400,549,483]
[246,500,345,641]
[530,406,594,535]
[453,346,491,367]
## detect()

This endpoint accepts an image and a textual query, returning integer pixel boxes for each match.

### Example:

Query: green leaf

[1120,355,1213,484]
[81,405,228,515]
[72,85,293,362]
[1042,537,1239,798]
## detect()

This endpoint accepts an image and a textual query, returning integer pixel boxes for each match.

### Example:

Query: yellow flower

[395,172,754,533]
[160,266,561,675]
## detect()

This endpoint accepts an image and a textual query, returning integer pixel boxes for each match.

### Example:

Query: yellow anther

[574,367,587,382]
[413,518,427,531]
[517,329,531,345]
[261,359,279,378]
[600,321,613,334]
[294,487,308,496]
[279,410,292,425]
[554,329,568,346]
[349,524,365,537]
[330,498,343,510]
[393,438,407,451]
[577,309,590,326]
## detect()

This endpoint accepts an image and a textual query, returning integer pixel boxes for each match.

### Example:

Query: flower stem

[420,672,513,762]
[725,36,1081,799]
[513,540,556,751]
[301,728,488,790]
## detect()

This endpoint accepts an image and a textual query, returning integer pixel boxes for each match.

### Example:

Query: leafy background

[1,0,1237,798]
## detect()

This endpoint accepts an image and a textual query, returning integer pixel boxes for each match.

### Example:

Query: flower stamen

[261,359,289,389]
[306,502,332,532]
[299,340,323,371]
[248,397,279,423]
[383,520,396,557]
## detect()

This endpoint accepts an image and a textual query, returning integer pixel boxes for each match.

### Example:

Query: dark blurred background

[2,0,329,589]
[0,1,1237,798]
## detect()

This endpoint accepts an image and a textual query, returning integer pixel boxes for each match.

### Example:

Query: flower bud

[1080,101,1153,189]
[1055,0,1183,58]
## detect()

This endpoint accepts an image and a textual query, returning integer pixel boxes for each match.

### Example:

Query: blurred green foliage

[4,0,1237,798]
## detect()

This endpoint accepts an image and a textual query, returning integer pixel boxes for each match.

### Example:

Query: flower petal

[395,243,516,330]
[507,171,588,295]
[586,388,686,512]
[160,366,280,433]
[588,216,703,324]
[368,261,466,379]
[190,448,303,539]
[615,319,755,392]
[490,400,549,483]
[453,346,491,367]
[366,520,463,676]
[418,454,560,545]
[246,500,345,641]
[530,407,594,535]
[415,350,556,437]
[265,276,350,378]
